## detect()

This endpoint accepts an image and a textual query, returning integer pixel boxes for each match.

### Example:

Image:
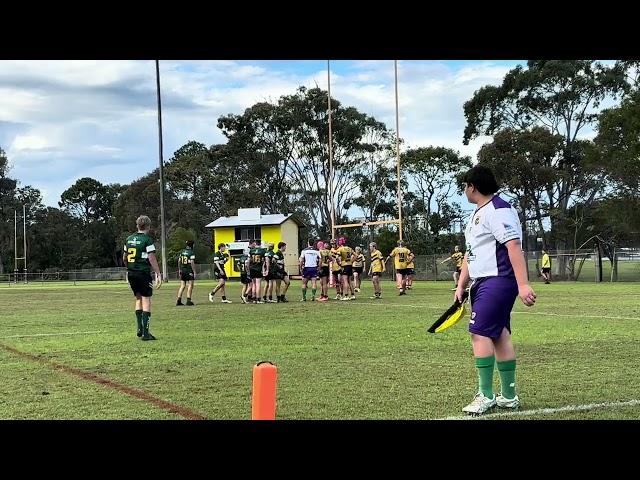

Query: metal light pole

[155,60,168,281]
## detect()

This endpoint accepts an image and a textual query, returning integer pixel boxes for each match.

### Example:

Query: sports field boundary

[358,303,640,321]
[436,399,640,420]
[0,330,106,339]
[0,342,208,420]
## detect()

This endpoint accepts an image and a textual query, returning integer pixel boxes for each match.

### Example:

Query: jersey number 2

[127,248,137,263]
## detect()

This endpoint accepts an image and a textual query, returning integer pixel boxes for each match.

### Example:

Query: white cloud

[0,59,543,207]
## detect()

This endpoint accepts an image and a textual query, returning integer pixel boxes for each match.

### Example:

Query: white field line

[357,303,639,321]
[436,399,640,420]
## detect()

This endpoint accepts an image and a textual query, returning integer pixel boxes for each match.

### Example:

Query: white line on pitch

[357,303,639,321]
[436,399,640,420]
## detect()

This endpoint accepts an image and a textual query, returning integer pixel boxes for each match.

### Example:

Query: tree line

[1,60,638,276]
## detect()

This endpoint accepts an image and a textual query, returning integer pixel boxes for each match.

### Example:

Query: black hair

[461,165,499,195]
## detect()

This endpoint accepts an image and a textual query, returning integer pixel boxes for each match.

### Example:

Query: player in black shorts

[209,243,232,303]
[123,215,162,340]
[176,240,196,306]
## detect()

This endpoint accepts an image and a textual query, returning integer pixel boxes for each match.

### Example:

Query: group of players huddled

[175,236,421,306]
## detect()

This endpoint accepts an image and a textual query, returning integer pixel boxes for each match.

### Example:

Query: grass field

[1,278,639,420]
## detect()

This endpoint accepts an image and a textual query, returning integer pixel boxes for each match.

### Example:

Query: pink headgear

[338,237,346,246]
[317,241,324,249]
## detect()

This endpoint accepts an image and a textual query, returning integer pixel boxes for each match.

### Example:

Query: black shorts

[319,266,330,278]
[397,268,410,276]
[250,270,263,279]
[332,269,342,277]
[127,270,153,297]
[342,265,353,277]
[455,267,462,274]
[542,267,551,274]
[240,273,250,285]
[406,268,415,276]
[271,270,287,281]
[371,271,382,277]
[214,271,227,280]
[353,266,363,274]
[180,270,195,282]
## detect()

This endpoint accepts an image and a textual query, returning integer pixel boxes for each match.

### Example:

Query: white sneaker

[350,295,356,300]
[334,295,341,300]
[221,299,232,304]
[354,288,360,293]
[240,295,247,304]
[462,392,496,415]
[496,393,520,409]
[208,292,215,303]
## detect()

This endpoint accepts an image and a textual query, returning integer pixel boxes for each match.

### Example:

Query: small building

[205,208,304,278]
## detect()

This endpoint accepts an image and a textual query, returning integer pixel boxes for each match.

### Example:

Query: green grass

[0,279,639,419]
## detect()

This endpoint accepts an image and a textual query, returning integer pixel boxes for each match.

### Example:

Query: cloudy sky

[0,60,528,207]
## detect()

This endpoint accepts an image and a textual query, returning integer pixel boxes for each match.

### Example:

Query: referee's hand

[518,284,536,306]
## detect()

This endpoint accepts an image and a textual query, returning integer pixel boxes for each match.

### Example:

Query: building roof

[205,212,304,228]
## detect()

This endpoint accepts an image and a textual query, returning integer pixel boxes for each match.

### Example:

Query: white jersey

[299,247,321,268]
[465,195,522,279]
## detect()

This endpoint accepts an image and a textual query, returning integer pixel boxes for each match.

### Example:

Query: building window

[235,226,261,242]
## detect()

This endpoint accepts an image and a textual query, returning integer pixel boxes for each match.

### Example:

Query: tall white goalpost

[14,204,27,283]
[328,60,404,240]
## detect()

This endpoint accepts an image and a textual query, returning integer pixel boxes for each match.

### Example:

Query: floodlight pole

[155,60,169,282]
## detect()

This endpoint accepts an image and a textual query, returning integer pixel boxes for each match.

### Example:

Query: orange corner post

[252,361,278,420]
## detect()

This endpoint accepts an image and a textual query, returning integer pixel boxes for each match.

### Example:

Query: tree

[477,127,562,248]
[0,147,46,273]
[402,146,472,236]
[218,86,395,238]
[463,60,626,252]
[594,90,640,195]
[59,177,117,223]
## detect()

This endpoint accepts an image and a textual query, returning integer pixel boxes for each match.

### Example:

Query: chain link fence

[3,248,640,285]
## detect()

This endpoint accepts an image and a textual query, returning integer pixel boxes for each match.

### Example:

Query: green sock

[135,310,143,332]
[142,311,151,336]
[497,359,517,399]
[302,288,307,300]
[311,288,316,298]
[475,355,495,398]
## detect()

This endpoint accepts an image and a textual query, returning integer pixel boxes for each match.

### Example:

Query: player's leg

[134,294,143,336]
[186,279,195,305]
[177,279,186,305]
[493,327,519,408]
[282,273,290,299]
[301,275,309,301]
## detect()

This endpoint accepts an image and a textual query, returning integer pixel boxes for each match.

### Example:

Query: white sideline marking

[436,399,640,420]
[357,303,639,321]
[0,330,105,339]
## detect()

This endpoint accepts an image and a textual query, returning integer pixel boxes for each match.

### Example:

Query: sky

[0,60,530,207]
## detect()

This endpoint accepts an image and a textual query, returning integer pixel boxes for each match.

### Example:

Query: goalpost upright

[328,60,404,240]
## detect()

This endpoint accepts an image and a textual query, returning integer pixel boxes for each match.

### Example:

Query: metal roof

[205,213,304,228]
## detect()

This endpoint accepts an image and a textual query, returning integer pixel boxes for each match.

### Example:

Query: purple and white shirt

[465,195,522,279]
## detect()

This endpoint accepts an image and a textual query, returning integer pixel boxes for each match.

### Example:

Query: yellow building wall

[261,225,282,247]
[212,227,236,277]
[212,221,299,277]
